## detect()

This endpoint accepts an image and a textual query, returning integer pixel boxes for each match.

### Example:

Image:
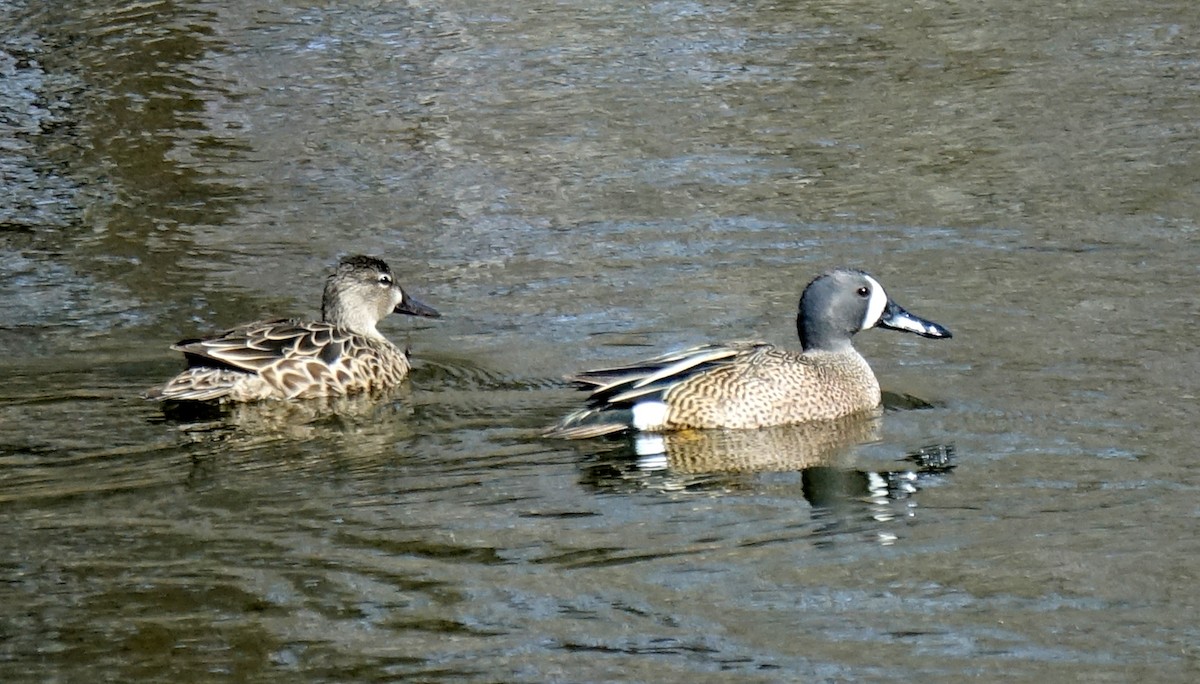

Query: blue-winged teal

[546,269,951,438]
[148,255,440,403]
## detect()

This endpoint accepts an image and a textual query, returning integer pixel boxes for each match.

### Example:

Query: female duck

[149,255,440,403]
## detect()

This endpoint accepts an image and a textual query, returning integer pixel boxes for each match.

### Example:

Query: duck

[546,269,950,438]
[148,255,440,403]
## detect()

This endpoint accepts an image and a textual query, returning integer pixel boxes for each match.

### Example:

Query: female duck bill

[396,294,440,318]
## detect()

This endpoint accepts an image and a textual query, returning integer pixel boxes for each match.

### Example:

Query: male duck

[546,269,951,438]
[149,255,440,403]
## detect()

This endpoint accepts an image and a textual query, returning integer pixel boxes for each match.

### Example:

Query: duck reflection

[151,386,419,456]
[628,413,883,475]
[576,412,955,540]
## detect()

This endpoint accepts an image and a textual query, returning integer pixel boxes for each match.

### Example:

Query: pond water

[2,0,1198,681]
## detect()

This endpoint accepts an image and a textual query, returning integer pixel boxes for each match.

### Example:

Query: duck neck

[323,288,385,341]
[796,311,854,353]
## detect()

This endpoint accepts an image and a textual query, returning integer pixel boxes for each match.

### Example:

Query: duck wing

[568,341,773,408]
[172,319,349,374]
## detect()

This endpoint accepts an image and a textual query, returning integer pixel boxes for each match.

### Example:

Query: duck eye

[856,286,870,297]
[378,274,393,286]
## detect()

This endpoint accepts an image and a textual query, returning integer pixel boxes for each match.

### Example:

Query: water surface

[2,0,1198,680]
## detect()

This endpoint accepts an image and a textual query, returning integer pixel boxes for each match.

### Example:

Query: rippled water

[2,0,1198,680]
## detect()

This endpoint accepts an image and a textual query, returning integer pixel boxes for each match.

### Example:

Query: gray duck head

[322,255,440,338]
[796,269,951,352]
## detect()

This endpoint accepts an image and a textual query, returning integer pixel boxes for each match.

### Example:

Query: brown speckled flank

[547,269,951,438]
[148,256,440,403]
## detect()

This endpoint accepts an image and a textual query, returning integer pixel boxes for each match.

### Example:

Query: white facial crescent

[861,274,888,329]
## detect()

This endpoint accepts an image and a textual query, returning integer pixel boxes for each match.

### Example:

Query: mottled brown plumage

[149,255,440,403]
[546,270,951,438]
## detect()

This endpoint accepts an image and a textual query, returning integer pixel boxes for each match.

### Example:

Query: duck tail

[542,407,634,440]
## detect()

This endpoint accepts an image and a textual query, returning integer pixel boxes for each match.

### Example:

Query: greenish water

[2,0,1198,681]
